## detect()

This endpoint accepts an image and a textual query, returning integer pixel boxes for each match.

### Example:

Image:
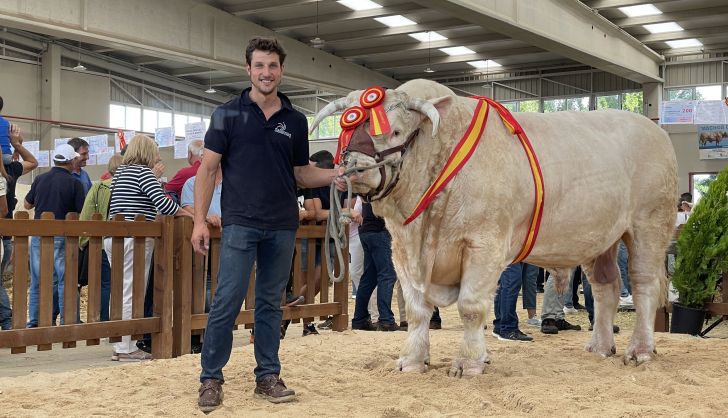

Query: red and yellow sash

[404,97,545,264]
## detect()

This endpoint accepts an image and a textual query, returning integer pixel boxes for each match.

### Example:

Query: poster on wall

[36,150,50,168]
[661,100,696,124]
[694,100,728,124]
[185,121,206,142]
[54,138,70,149]
[116,130,135,153]
[698,124,728,159]
[174,140,188,159]
[155,127,175,148]
[83,134,110,155]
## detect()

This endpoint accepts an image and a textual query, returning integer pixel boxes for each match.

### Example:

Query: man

[0,125,38,329]
[165,139,204,201]
[540,269,583,334]
[192,37,336,411]
[25,144,85,327]
[67,137,91,195]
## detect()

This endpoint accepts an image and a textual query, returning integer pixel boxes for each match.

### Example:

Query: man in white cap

[24,143,86,327]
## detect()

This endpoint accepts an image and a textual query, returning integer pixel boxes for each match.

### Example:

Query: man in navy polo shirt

[193,37,337,411]
[25,144,85,327]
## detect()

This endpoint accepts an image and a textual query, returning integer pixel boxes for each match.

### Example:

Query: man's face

[77,146,89,168]
[246,50,283,97]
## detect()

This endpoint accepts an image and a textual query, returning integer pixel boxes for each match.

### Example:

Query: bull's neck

[380,99,475,222]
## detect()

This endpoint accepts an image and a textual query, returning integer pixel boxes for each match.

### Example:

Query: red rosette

[340,106,367,129]
[360,86,385,109]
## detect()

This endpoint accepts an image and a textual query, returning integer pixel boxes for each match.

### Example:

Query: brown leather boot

[254,374,296,403]
[198,379,223,412]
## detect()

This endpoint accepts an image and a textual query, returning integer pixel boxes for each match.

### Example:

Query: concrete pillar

[643,82,662,123]
[40,44,62,148]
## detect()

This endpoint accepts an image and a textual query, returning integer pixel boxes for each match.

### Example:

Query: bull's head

[310,87,450,200]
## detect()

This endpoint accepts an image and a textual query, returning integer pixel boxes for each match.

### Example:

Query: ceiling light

[424,31,435,74]
[374,15,416,27]
[205,71,216,94]
[643,22,683,34]
[424,67,435,73]
[618,4,661,17]
[666,38,703,48]
[337,0,381,11]
[467,60,501,69]
[409,31,447,42]
[73,63,86,71]
[205,87,217,94]
[439,46,475,56]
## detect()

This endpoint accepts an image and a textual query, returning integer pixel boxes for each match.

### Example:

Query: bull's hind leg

[582,243,621,357]
[396,279,433,373]
[448,249,500,378]
[623,229,670,365]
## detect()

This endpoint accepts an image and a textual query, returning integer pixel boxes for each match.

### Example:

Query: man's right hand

[191,221,210,255]
[9,124,23,145]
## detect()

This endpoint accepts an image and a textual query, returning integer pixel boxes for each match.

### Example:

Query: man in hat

[24,143,86,327]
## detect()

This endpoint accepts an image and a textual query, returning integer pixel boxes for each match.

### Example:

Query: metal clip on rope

[325,174,353,283]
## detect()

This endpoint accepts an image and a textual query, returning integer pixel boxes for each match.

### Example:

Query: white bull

[313,79,677,377]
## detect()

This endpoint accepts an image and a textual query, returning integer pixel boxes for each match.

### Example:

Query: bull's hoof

[585,341,616,358]
[447,358,487,378]
[623,345,656,365]
[396,357,427,373]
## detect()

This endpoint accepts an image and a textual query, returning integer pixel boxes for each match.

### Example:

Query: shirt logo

[274,122,292,138]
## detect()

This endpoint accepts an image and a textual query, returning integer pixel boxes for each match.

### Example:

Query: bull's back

[508,110,676,264]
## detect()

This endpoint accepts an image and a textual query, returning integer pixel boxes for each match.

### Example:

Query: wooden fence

[171,217,349,356]
[0,212,174,358]
[0,214,349,358]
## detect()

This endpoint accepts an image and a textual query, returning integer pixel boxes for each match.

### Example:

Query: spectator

[192,37,336,410]
[540,269,582,334]
[104,135,186,361]
[522,263,540,327]
[0,96,12,165]
[25,144,85,327]
[164,139,204,201]
[67,137,91,195]
[0,148,10,329]
[350,202,400,332]
[492,263,533,342]
[79,154,123,321]
[0,125,38,324]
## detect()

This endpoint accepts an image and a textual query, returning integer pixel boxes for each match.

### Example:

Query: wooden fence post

[152,215,174,359]
[10,212,29,354]
[332,226,349,332]
[172,217,192,357]
[63,212,79,349]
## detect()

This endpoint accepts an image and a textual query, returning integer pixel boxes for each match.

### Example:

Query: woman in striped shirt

[104,134,190,361]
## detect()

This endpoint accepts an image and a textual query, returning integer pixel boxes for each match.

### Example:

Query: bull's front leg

[396,279,432,373]
[448,250,500,378]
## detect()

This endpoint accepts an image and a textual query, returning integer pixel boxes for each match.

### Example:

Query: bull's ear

[429,95,452,118]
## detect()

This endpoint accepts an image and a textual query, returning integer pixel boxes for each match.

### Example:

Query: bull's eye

[393,130,401,137]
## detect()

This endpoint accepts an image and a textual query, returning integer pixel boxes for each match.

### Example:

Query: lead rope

[324,158,398,282]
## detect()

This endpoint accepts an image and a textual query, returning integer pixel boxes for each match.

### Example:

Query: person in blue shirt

[0,96,12,165]
[193,36,336,411]
[67,137,91,195]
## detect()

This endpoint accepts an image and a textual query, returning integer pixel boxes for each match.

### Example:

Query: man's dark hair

[680,192,693,203]
[245,37,286,66]
[309,150,333,169]
[67,137,89,152]
[0,96,3,112]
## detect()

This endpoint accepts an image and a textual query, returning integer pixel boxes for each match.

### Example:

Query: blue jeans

[618,241,630,297]
[352,230,397,326]
[200,225,296,383]
[100,250,111,322]
[493,263,523,335]
[521,263,538,310]
[0,282,11,330]
[28,236,67,327]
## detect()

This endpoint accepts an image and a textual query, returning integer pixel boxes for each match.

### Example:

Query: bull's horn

[407,98,440,136]
[309,97,349,134]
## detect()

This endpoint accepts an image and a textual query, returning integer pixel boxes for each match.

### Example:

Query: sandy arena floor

[1,293,727,418]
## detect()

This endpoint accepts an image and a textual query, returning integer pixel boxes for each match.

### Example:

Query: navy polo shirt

[204,88,309,230]
[25,166,85,220]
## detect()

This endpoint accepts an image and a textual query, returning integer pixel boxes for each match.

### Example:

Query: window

[126,106,141,132]
[543,99,566,112]
[690,172,717,204]
[566,96,590,111]
[501,102,517,112]
[143,109,158,133]
[174,114,188,137]
[622,91,643,114]
[158,111,172,129]
[109,104,126,129]
[203,118,211,131]
[518,100,540,112]
[596,95,620,110]
[695,85,722,101]
[667,88,693,101]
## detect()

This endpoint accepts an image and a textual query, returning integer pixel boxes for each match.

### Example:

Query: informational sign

[83,134,110,155]
[174,140,188,159]
[54,138,69,149]
[96,150,114,166]
[694,100,728,125]
[698,124,728,159]
[661,100,696,124]
[185,121,206,142]
[86,154,97,166]
[155,127,174,148]
[23,140,40,157]
[116,130,135,153]
[36,150,50,168]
